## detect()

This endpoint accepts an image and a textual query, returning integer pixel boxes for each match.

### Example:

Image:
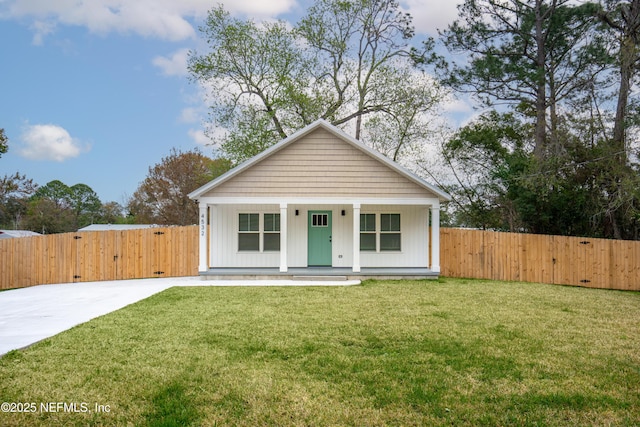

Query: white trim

[430,206,441,273]
[188,119,451,202]
[353,203,361,272]
[280,203,288,272]
[195,197,440,207]
[198,204,208,272]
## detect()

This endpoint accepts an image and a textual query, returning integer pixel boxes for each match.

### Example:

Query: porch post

[353,203,361,273]
[198,202,208,273]
[280,203,288,272]
[430,205,441,273]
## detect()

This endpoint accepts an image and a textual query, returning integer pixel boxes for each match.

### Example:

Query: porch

[198,201,442,275]
[200,267,439,281]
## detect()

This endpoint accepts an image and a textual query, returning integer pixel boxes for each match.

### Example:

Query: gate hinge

[579,241,590,245]
[73,275,81,279]
[154,231,165,235]
[74,235,82,240]
[580,279,591,283]
[153,271,165,275]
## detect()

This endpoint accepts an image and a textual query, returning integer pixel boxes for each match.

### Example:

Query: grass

[0,278,639,426]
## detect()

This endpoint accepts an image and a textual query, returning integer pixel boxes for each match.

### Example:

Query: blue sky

[0,0,464,204]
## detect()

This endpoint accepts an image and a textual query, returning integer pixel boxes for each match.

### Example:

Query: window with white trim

[238,213,259,251]
[238,213,280,252]
[380,213,401,251]
[263,213,280,251]
[360,213,376,251]
[359,213,401,252]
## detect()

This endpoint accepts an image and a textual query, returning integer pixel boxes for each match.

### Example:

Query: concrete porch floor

[201,267,438,281]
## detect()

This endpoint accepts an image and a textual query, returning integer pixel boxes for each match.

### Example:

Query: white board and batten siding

[210,204,429,269]
[199,128,433,200]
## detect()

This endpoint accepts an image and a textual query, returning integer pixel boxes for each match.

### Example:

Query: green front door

[308,211,332,266]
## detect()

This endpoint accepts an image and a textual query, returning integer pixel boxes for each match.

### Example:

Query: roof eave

[189,119,452,203]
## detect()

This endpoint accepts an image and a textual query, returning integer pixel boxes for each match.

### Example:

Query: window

[312,213,328,227]
[380,214,401,251]
[263,213,280,251]
[360,213,401,252]
[238,213,281,252]
[360,213,376,251]
[238,213,259,251]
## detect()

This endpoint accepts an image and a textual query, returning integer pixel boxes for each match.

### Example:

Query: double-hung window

[238,213,259,251]
[263,213,280,251]
[380,213,401,251]
[238,213,280,252]
[359,213,401,252]
[360,213,376,251]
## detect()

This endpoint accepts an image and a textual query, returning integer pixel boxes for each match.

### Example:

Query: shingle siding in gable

[202,128,431,198]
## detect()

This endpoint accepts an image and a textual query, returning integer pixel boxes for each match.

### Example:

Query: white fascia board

[195,196,441,206]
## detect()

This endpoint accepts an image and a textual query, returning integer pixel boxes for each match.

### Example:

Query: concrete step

[292,275,348,281]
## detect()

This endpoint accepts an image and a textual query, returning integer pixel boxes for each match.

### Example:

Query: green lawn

[1,278,639,426]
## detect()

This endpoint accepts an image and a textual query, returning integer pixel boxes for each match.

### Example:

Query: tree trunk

[612,35,634,165]
[533,0,548,160]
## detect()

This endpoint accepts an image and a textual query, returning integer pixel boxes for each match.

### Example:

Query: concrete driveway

[0,277,360,356]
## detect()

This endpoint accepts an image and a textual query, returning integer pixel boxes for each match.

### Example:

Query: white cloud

[153,48,190,76]
[2,0,296,43]
[401,0,462,35]
[188,128,211,146]
[19,124,88,161]
[29,20,56,45]
[179,107,201,123]
[443,95,473,114]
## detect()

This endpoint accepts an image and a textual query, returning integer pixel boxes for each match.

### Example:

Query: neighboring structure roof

[77,224,159,232]
[189,119,451,202]
[0,230,42,239]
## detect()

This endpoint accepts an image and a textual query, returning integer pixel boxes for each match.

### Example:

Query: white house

[188,119,450,279]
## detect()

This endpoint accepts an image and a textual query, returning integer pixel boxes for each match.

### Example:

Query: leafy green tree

[98,201,127,224]
[32,180,72,210]
[69,183,102,228]
[593,0,640,238]
[433,111,531,230]
[0,129,7,158]
[598,0,640,163]
[432,111,612,236]
[189,7,310,162]
[28,180,104,232]
[189,0,443,163]
[26,179,72,234]
[440,0,603,159]
[25,198,75,234]
[0,172,37,229]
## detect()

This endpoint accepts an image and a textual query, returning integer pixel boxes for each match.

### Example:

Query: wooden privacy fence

[1,226,640,291]
[0,226,198,290]
[441,228,640,291]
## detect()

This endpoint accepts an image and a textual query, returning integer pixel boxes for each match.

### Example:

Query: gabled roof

[189,119,451,202]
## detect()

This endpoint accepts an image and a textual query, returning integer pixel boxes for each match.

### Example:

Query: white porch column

[430,205,441,273]
[280,203,288,272]
[198,203,208,273]
[352,203,361,273]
